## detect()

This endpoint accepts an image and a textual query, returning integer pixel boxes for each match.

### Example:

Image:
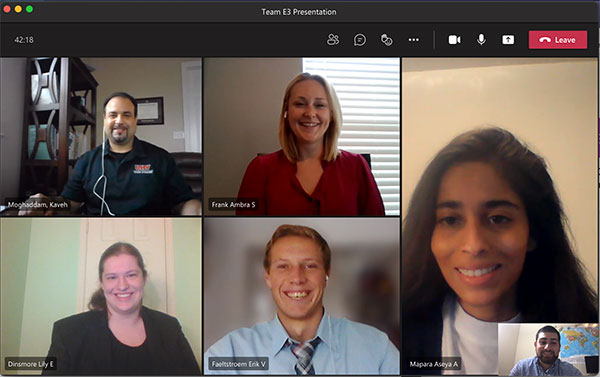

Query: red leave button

[529,31,587,49]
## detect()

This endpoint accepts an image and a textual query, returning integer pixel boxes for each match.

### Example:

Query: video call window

[1,218,201,375]
[0,1,598,377]
[0,57,203,216]
[498,323,599,376]
[401,57,598,375]
[203,218,400,374]
[203,57,398,216]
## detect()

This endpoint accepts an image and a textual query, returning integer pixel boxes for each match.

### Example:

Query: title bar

[0,1,597,23]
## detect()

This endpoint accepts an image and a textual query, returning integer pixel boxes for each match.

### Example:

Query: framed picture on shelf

[136,97,164,125]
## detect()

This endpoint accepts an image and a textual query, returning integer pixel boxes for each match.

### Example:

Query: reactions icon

[380,34,393,46]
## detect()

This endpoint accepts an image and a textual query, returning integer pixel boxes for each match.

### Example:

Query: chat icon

[354,33,366,46]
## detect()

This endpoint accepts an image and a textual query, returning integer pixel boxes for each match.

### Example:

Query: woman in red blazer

[237,73,385,216]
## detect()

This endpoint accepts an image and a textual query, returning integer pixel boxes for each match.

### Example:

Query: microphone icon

[477,33,486,45]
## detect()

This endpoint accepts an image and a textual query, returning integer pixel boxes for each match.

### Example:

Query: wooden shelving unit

[20,57,98,196]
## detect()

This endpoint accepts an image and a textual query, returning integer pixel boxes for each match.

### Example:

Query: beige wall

[0,58,26,202]
[84,58,201,152]
[402,58,598,287]
[499,323,593,375]
[203,58,303,214]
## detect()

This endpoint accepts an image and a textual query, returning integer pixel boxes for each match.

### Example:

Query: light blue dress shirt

[509,356,582,376]
[204,312,399,374]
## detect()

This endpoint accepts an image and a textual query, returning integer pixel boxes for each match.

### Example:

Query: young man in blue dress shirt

[204,224,399,375]
[510,326,582,376]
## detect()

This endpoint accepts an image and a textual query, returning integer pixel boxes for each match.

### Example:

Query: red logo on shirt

[133,164,154,174]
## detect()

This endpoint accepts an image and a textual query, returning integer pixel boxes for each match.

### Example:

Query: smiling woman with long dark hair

[401,127,597,375]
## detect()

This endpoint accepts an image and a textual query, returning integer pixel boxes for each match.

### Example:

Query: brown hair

[88,242,147,311]
[264,224,331,273]
[279,73,342,163]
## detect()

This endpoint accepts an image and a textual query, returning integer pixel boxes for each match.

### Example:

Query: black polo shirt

[62,137,196,215]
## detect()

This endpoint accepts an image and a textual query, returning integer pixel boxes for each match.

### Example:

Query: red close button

[529,31,587,49]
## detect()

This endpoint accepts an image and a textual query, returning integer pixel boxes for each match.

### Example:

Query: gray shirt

[510,356,582,376]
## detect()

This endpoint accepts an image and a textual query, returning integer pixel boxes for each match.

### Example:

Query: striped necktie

[289,338,322,375]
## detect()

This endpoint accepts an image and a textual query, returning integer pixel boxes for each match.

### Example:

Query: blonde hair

[278,73,342,162]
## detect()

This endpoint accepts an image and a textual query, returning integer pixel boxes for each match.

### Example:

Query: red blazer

[236,150,385,216]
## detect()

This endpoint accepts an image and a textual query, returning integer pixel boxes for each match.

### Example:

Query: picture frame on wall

[136,97,164,125]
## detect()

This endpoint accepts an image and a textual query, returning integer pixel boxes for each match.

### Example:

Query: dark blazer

[43,306,200,375]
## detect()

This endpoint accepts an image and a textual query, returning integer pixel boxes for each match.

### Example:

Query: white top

[441,296,521,375]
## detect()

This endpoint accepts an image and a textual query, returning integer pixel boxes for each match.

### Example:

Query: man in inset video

[510,325,582,376]
[204,224,399,374]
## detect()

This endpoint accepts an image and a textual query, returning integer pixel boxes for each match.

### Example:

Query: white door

[77,218,175,314]
[181,60,202,152]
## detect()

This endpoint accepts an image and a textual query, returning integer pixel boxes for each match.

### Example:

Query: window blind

[303,58,400,215]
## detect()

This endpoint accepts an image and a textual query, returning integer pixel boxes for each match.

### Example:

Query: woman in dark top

[236,72,385,216]
[44,242,200,375]
[401,128,597,374]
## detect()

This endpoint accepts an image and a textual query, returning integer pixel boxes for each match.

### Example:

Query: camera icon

[448,35,461,45]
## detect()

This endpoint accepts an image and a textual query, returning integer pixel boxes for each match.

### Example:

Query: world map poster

[560,326,599,358]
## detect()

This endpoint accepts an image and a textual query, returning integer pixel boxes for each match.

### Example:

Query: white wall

[203,58,303,214]
[83,58,201,153]
[0,58,26,203]
[402,58,598,287]
[498,323,521,375]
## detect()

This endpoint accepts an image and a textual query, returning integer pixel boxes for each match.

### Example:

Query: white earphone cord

[92,132,115,216]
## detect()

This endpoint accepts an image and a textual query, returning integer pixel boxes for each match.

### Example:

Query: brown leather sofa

[171,152,202,200]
